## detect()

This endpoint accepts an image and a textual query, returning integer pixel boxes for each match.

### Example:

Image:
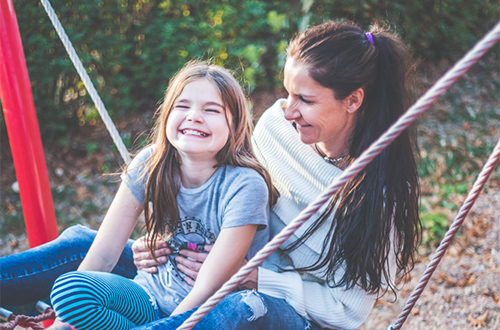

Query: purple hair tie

[365,32,374,46]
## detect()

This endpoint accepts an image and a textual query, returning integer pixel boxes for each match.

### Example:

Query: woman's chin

[297,133,316,146]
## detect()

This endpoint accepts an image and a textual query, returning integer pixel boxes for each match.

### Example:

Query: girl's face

[283,58,356,156]
[166,78,232,162]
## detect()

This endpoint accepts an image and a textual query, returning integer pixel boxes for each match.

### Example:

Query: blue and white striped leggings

[50,271,158,330]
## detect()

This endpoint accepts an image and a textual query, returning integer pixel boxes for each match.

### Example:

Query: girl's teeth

[183,129,207,137]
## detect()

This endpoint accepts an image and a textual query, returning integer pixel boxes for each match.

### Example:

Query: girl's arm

[78,182,144,272]
[170,224,258,315]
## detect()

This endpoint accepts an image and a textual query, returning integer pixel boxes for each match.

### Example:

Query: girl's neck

[179,156,218,188]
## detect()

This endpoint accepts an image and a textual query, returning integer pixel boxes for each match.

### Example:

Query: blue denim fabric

[0,225,136,310]
[131,291,324,330]
[1,228,324,329]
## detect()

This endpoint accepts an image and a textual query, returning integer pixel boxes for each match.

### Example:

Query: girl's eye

[205,108,221,113]
[175,105,189,109]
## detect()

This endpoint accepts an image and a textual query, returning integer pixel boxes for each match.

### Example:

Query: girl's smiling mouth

[181,129,209,137]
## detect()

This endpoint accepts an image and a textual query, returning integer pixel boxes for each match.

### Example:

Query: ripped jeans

[131,290,323,330]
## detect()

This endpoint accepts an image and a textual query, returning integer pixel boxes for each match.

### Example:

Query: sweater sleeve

[257,267,377,330]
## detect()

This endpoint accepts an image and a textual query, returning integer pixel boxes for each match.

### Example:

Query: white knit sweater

[251,99,377,330]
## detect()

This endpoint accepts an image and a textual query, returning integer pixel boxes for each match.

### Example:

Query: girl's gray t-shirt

[121,146,270,316]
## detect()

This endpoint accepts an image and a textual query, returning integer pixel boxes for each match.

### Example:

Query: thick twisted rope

[0,309,55,330]
[388,137,500,330]
[39,0,131,164]
[177,20,500,330]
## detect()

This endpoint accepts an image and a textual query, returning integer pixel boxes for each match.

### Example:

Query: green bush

[1,0,497,143]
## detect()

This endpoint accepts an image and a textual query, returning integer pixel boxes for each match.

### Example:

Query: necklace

[314,144,347,164]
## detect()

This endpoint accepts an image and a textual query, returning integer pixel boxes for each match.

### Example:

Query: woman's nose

[284,97,299,121]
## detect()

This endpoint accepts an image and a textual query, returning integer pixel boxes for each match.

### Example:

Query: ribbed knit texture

[251,99,377,330]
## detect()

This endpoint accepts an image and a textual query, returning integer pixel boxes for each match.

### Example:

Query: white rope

[177,20,500,330]
[39,0,131,164]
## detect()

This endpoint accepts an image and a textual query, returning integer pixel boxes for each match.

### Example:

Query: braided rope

[388,138,500,330]
[39,0,131,164]
[0,309,55,330]
[177,20,500,330]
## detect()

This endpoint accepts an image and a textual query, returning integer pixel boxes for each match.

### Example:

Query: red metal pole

[0,0,58,247]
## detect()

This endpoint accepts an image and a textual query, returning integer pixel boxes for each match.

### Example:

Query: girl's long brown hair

[128,60,277,257]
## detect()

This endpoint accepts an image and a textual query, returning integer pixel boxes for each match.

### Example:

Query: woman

[1,20,420,330]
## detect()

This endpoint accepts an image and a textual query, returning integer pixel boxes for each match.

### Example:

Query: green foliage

[3,0,496,144]
[420,210,449,247]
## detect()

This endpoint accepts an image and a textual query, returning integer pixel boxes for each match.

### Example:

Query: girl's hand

[175,245,213,286]
[132,236,171,273]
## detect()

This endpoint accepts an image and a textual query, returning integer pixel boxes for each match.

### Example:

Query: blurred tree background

[1,0,497,142]
[0,0,498,248]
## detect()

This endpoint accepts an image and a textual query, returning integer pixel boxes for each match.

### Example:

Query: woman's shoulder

[253,99,294,145]
[255,99,287,124]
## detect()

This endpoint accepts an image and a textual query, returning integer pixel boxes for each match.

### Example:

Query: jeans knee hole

[241,291,267,322]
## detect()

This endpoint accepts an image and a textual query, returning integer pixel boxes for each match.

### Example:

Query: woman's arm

[170,224,258,315]
[78,182,144,272]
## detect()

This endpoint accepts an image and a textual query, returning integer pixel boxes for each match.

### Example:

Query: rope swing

[39,0,131,164]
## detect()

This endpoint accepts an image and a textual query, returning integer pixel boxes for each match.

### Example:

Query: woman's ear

[345,88,364,114]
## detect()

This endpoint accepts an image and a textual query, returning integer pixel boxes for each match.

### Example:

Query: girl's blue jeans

[1,225,324,330]
[130,290,323,330]
[0,225,136,313]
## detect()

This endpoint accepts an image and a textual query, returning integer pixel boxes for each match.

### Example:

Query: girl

[48,60,277,330]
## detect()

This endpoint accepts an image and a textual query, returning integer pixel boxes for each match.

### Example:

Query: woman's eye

[299,96,312,104]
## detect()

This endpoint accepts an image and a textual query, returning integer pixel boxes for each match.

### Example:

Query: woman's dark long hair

[285,21,421,295]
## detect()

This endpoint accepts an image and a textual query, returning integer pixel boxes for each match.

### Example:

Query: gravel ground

[359,189,500,330]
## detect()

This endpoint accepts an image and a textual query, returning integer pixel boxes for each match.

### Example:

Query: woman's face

[283,58,356,156]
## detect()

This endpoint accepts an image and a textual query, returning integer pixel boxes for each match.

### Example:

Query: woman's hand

[132,236,171,273]
[132,237,214,284]
[175,245,212,286]
[236,259,258,291]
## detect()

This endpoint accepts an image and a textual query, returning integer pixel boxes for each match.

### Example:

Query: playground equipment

[0,0,58,248]
[0,0,499,329]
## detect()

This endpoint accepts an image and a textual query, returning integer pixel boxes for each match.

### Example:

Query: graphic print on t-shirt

[165,216,216,281]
